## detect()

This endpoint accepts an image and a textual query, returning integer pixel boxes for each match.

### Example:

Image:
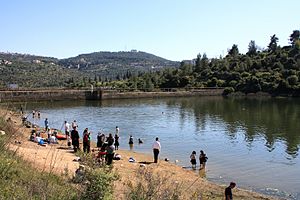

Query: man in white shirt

[64,121,71,136]
[152,137,161,163]
[72,120,78,129]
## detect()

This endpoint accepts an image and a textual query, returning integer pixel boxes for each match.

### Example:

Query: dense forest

[109,30,300,96]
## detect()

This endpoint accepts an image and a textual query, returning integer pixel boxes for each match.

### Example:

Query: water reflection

[166,97,300,158]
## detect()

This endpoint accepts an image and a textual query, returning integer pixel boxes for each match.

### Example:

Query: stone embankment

[0,88,224,102]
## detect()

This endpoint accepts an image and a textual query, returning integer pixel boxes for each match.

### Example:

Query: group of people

[32,110,41,118]
[190,150,208,170]
[29,128,58,145]
[26,113,236,199]
[64,121,120,165]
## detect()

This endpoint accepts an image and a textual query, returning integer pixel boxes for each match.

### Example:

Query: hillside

[0,53,82,88]
[112,30,300,96]
[0,51,179,88]
[58,51,179,79]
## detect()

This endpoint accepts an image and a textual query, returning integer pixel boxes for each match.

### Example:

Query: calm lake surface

[22,96,300,199]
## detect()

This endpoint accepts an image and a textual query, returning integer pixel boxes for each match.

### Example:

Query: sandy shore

[2,108,278,200]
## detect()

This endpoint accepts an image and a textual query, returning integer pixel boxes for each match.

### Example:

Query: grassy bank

[0,110,119,200]
[0,115,79,199]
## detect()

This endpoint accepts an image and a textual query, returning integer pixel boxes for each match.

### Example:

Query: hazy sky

[1,0,299,61]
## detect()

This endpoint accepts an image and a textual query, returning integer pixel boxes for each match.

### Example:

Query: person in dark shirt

[225,182,236,200]
[199,150,208,169]
[71,126,80,153]
[114,134,119,150]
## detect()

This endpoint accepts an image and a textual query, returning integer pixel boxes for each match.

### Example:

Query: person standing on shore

[114,134,119,150]
[116,126,119,135]
[44,118,49,131]
[225,182,236,200]
[106,133,114,145]
[64,121,71,136]
[71,126,80,153]
[152,137,161,163]
[72,120,78,129]
[83,128,91,153]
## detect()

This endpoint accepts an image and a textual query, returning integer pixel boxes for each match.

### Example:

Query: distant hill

[0,52,81,88]
[0,51,179,88]
[58,51,179,79]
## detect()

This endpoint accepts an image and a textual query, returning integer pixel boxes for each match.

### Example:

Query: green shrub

[81,167,119,200]
[222,87,235,96]
[287,75,298,85]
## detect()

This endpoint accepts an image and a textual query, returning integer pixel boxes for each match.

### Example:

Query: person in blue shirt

[44,118,49,131]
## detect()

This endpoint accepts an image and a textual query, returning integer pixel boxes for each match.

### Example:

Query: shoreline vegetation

[1,30,300,98]
[0,107,278,200]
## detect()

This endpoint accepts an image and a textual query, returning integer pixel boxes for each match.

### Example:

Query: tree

[200,53,209,69]
[228,44,239,57]
[289,30,300,46]
[195,53,201,73]
[247,40,257,56]
[268,34,278,52]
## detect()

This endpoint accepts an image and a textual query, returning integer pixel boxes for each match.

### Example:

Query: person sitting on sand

[74,165,85,183]
[49,134,58,144]
[190,151,197,169]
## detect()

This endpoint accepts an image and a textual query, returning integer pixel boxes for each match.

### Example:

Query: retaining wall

[0,88,224,102]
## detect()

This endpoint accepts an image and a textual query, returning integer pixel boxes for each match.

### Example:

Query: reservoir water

[23,96,300,199]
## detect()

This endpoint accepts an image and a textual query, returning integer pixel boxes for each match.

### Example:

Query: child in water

[199,150,208,169]
[190,151,197,169]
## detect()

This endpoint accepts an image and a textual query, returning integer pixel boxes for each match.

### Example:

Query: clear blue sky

[1,0,299,61]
